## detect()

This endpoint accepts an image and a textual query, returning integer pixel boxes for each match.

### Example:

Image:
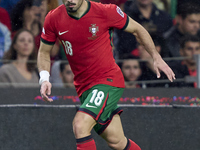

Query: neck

[32,23,40,36]
[13,56,28,68]
[177,24,185,35]
[125,82,137,88]
[68,0,87,18]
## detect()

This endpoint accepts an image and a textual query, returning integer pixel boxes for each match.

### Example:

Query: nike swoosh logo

[86,103,97,108]
[59,30,69,35]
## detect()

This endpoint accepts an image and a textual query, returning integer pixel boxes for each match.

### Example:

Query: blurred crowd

[0,0,200,89]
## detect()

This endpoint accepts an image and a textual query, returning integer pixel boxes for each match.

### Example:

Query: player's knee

[72,116,94,138]
[72,118,86,136]
[72,112,96,138]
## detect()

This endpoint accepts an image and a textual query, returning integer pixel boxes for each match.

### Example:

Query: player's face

[60,64,74,87]
[180,14,200,35]
[180,41,200,64]
[23,5,41,23]
[122,60,141,81]
[62,0,84,13]
[14,31,34,57]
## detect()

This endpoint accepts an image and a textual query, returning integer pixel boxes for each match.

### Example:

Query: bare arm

[124,17,160,59]
[37,41,54,102]
[37,41,53,72]
[124,17,175,81]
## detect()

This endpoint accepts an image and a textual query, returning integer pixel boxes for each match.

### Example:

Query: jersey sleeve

[105,4,129,30]
[41,11,57,45]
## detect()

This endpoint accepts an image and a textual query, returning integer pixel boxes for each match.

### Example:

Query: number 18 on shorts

[79,84,124,123]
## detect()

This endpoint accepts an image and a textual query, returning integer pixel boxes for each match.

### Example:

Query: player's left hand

[153,56,176,82]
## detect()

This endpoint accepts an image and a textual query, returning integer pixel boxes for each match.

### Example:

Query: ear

[176,15,183,25]
[59,72,63,79]
[180,48,184,56]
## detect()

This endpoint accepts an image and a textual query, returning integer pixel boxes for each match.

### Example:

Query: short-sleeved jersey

[41,1,129,96]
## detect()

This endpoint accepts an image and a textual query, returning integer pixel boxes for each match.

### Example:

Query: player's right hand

[40,81,53,102]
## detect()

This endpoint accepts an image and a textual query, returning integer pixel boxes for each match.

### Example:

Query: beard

[65,0,83,13]
[67,7,77,13]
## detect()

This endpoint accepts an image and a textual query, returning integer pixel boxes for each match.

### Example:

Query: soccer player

[37,0,176,149]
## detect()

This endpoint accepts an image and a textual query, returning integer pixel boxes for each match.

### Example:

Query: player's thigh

[73,111,97,138]
[73,111,97,130]
[100,114,126,144]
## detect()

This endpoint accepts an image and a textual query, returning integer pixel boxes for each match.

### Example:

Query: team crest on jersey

[89,24,99,36]
[88,24,99,40]
[116,6,124,18]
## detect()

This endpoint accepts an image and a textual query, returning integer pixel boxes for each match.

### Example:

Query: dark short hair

[177,2,200,19]
[118,54,140,68]
[60,61,70,73]
[180,35,200,49]
[121,54,140,60]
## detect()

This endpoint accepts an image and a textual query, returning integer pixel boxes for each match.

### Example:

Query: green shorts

[78,84,124,135]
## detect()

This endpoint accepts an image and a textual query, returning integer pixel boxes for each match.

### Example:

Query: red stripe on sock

[77,139,96,150]
[128,139,141,150]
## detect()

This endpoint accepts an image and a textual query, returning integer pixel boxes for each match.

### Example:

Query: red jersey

[188,69,197,88]
[41,1,129,96]
[0,7,11,31]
